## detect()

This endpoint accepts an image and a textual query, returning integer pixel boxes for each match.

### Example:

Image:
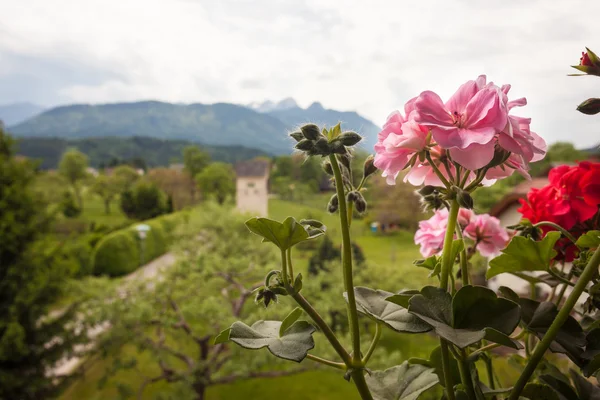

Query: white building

[234,159,270,217]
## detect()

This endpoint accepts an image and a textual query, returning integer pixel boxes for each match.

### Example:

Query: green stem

[306,354,346,370]
[555,269,575,305]
[440,200,460,291]
[426,152,451,188]
[469,330,525,360]
[351,370,373,400]
[329,155,362,365]
[508,245,600,400]
[362,323,382,365]
[484,356,496,390]
[440,341,457,400]
[533,221,578,244]
[281,250,352,366]
[458,348,476,400]
[455,225,469,286]
[287,249,295,281]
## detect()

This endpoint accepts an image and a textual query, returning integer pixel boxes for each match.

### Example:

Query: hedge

[91,211,189,277]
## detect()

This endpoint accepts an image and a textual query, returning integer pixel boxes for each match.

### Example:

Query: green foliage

[58,148,89,208]
[365,361,438,400]
[112,165,139,191]
[245,216,325,251]
[61,190,82,218]
[195,161,236,204]
[0,127,83,399]
[183,145,210,178]
[487,231,561,279]
[16,136,270,170]
[271,155,325,193]
[91,174,120,214]
[120,180,168,220]
[91,212,188,276]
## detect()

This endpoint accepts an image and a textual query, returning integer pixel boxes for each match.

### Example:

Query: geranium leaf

[365,361,439,400]
[386,290,421,309]
[227,320,315,362]
[427,346,460,388]
[487,232,561,279]
[582,328,600,377]
[570,369,600,400]
[521,382,561,400]
[539,374,579,400]
[408,285,521,349]
[576,231,600,249]
[348,287,431,333]
[279,307,303,337]
[213,328,231,345]
[245,217,319,250]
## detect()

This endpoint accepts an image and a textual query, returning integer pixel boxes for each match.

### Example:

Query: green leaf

[582,328,600,377]
[487,232,561,279]
[245,216,322,250]
[500,287,585,365]
[328,122,342,141]
[386,290,421,309]
[570,369,600,400]
[349,287,431,333]
[365,361,439,400]
[539,375,579,400]
[408,286,521,349]
[576,231,600,249]
[279,308,303,337]
[413,256,439,271]
[521,382,561,400]
[587,47,600,65]
[227,320,315,362]
[213,328,231,345]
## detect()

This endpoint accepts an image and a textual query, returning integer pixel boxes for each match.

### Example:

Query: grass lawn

[59,195,517,399]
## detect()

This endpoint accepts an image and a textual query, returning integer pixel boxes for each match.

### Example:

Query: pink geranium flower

[463,214,510,257]
[374,99,430,185]
[414,75,508,170]
[414,209,448,257]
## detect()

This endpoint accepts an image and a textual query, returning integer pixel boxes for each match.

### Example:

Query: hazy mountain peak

[0,102,45,126]
[307,102,324,111]
[247,98,298,113]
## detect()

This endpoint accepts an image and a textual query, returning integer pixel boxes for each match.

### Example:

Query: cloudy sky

[1,0,599,147]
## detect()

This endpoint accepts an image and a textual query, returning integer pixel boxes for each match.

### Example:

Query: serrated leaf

[279,308,303,336]
[408,285,520,349]
[365,361,439,400]
[245,216,320,250]
[349,287,431,333]
[577,231,600,249]
[227,320,315,362]
[214,328,231,344]
[487,232,561,279]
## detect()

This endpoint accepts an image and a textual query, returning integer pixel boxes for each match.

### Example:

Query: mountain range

[0,103,45,125]
[5,99,380,155]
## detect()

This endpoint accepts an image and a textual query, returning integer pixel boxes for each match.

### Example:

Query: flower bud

[456,189,474,210]
[338,153,352,170]
[289,131,304,142]
[572,48,600,76]
[363,155,378,178]
[486,146,511,169]
[295,139,315,152]
[322,161,334,175]
[418,185,436,196]
[338,131,362,146]
[255,287,278,308]
[354,192,367,213]
[347,191,359,202]
[577,98,600,115]
[314,137,331,155]
[327,194,339,213]
[301,123,322,140]
[330,140,348,155]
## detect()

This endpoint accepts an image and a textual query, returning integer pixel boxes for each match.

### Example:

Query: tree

[0,127,84,398]
[112,165,140,191]
[147,167,193,210]
[195,162,235,205]
[78,205,310,399]
[61,190,82,218]
[120,180,167,220]
[58,148,88,209]
[91,174,120,214]
[368,174,425,231]
[183,146,210,201]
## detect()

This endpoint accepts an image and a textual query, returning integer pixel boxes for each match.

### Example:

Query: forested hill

[15,136,269,170]
[7,100,380,154]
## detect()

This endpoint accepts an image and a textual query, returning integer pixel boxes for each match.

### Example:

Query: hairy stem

[458,349,476,400]
[281,250,352,366]
[508,245,600,400]
[440,200,460,291]
[426,152,451,188]
[455,224,469,286]
[533,221,579,244]
[329,155,362,365]
[440,341,457,400]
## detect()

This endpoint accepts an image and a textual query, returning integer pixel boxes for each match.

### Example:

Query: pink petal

[464,87,507,134]
[450,141,496,170]
[445,80,479,114]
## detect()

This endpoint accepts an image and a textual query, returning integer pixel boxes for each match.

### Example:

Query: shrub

[120,181,167,220]
[61,190,82,218]
[91,211,189,276]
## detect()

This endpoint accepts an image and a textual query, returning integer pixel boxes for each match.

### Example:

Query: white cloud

[0,0,599,147]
